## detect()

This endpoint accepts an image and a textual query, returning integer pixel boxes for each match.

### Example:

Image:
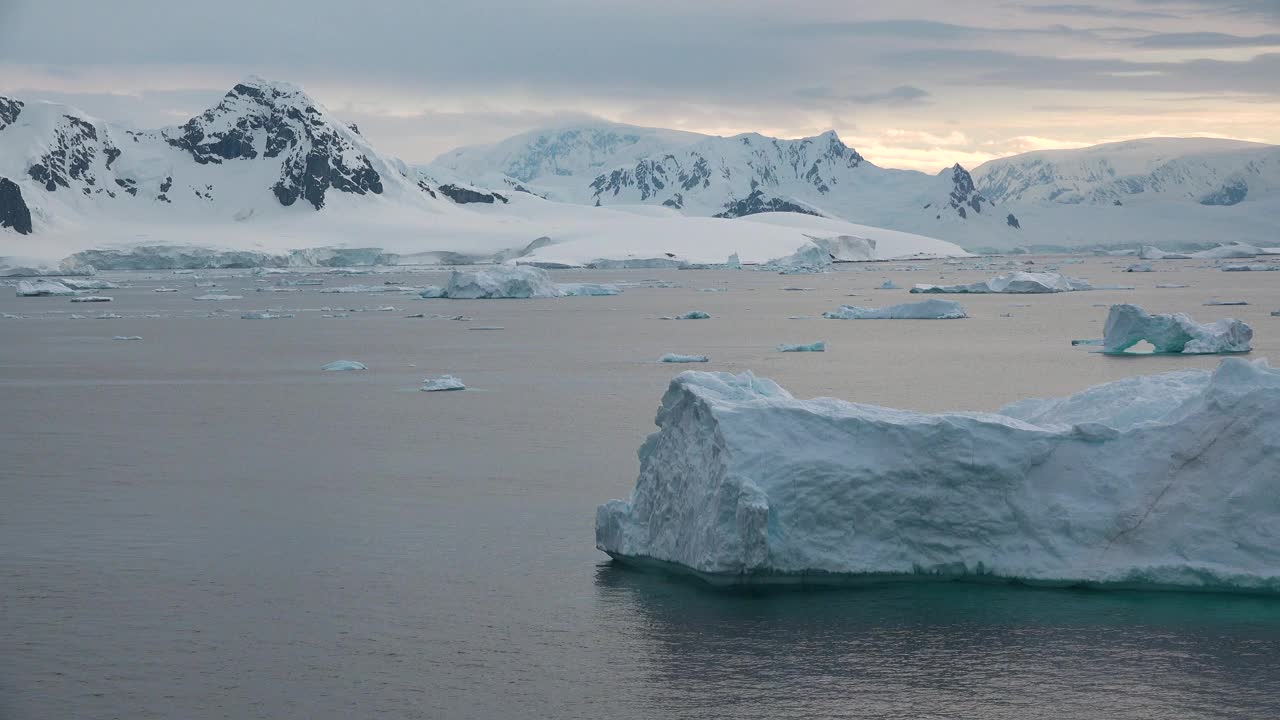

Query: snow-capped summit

[433,125,1014,240]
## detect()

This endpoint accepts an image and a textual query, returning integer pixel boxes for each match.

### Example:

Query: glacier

[1103,304,1252,355]
[443,265,559,299]
[596,359,1280,591]
[911,272,1091,294]
[823,299,967,320]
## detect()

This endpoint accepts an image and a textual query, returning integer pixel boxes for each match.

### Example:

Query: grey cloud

[1020,4,1178,18]
[796,85,932,105]
[1131,31,1280,47]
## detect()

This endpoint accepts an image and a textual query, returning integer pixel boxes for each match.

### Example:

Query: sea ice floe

[322,360,367,371]
[911,271,1091,294]
[1222,265,1280,272]
[70,296,112,303]
[1125,263,1153,273]
[63,279,119,290]
[665,311,710,320]
[777,341,825,352]
[659,354,710,363]
[421,375,466,391]
[1103,303,1252,355]
[556,283,622,297]
[823,299,967,320]
[112,336,143,341]
[595,359,1280,591]
[192,294,243,301]
[241,311,295,319]
[419,286,446,298]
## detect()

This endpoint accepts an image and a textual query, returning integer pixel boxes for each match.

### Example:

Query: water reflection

[594,561,1280,719]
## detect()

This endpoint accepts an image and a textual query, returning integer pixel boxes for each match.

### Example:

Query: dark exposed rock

[1006,213,1021,229]
[417,180,437,198]
[437,183,508,205]
[0,97,23,131]
[946,164,994,219]
[712,189,822,218]
[0,177,34,234]
[662,193,684,209]
[1200,179,1248,206]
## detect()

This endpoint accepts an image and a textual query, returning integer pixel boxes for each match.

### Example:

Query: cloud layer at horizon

[0,0,1276,172]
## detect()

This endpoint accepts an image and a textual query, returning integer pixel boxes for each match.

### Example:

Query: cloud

[1019,3,1178,19]
[1130,31,1280,47]
[796,85,932,106]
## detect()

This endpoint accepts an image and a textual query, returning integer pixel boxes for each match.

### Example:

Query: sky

[0,0,1277,172]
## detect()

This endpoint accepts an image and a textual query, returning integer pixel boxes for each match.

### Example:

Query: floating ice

[726,253,741,269]
[557,283,621,296]
[1156,284,1189,289]
[911,272,1091,294]
[596,359,1280,591]
[419,286,446,298]
[1205,300,1248,306]
[823,299,967,320]
[112,335,143,341]
[659,354,710,363]
[421,375,465,391]
[1125,263,1153,273]
[320,285,409,294]
[63,279,119,290]
[1071,338,1103,346]
[1140,246,1192,260]
[668,311,710,320]
[322,360,367,371]
[153,287,179,292]
[443,265,559,299]
[70,296,112,303]
[192,294,243,301]
[1103,304,1252,355]
[777,341,825,352]
[1222,265,1280,272]
[241,311,295,319]
[15,280,77,297]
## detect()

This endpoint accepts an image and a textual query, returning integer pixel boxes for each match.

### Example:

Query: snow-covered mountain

[434,123,1019,243]
[0,79,968,267]
[968,138,1280,250]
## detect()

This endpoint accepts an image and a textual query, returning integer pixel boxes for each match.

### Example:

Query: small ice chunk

[823,299,967,320]
[660,354,710,363]
[421,375,466,391]
[777,341,825,352]
[878,280,899,290]
[1222,265,1280,272]
[63,279,119,290]
[1071,338,1103,346]
[95,313,123,319]
[419,286,446,298]
[322,360,367,371]
[670,311,710,320]
[1156,284,1189,289]
[154,287,179,292]
[1103,304,1252,354]
[557,283,621,296]
[320,285,408,294]
[193,294,243,301]
[241,311,295,319]
[1125,263,1154,273]
[70,296,112,303]
[112,335,143,341]
[1205,300,1248,306]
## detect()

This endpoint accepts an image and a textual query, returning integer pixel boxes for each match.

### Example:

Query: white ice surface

[1103,304,1253,355]
[823,299,968,320]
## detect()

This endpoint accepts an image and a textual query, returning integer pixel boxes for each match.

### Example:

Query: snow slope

[0,81,969,266]
[597,359,1280,591]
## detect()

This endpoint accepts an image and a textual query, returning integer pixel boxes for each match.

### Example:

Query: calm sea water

[4,261,1280,719]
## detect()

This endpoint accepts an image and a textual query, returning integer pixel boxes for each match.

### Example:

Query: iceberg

[69,296,113,303]
[823,299,967,320]
[596,359,1280,591]
[1193,244,1262,259]
[1222,265,1280,272]
[1103,304,1252,355]
[63,279,119,290]
[419,286,446,298]
[1125,263,1153,273]
[911,272,1091,294]
[659,354,710,363]
[877,280,900,290]
[1140,246,1192,260]
[321,360,366,371]
[443,265,560,299]
[556,283,621,297]
[777,341,825,352]
[421,375,466,391]
[15,280,77,297]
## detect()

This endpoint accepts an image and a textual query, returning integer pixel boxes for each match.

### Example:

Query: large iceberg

[15,280,77,297]
[911,272,1091,294]
[443,265,560,299]
[1103,304,1252,355]
[823,299,967,320]
[596,360,1280,591]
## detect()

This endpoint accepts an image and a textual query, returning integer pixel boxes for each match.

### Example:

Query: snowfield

[597,359,1280,591]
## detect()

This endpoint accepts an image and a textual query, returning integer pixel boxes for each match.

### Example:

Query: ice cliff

[596,360,1280,591]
